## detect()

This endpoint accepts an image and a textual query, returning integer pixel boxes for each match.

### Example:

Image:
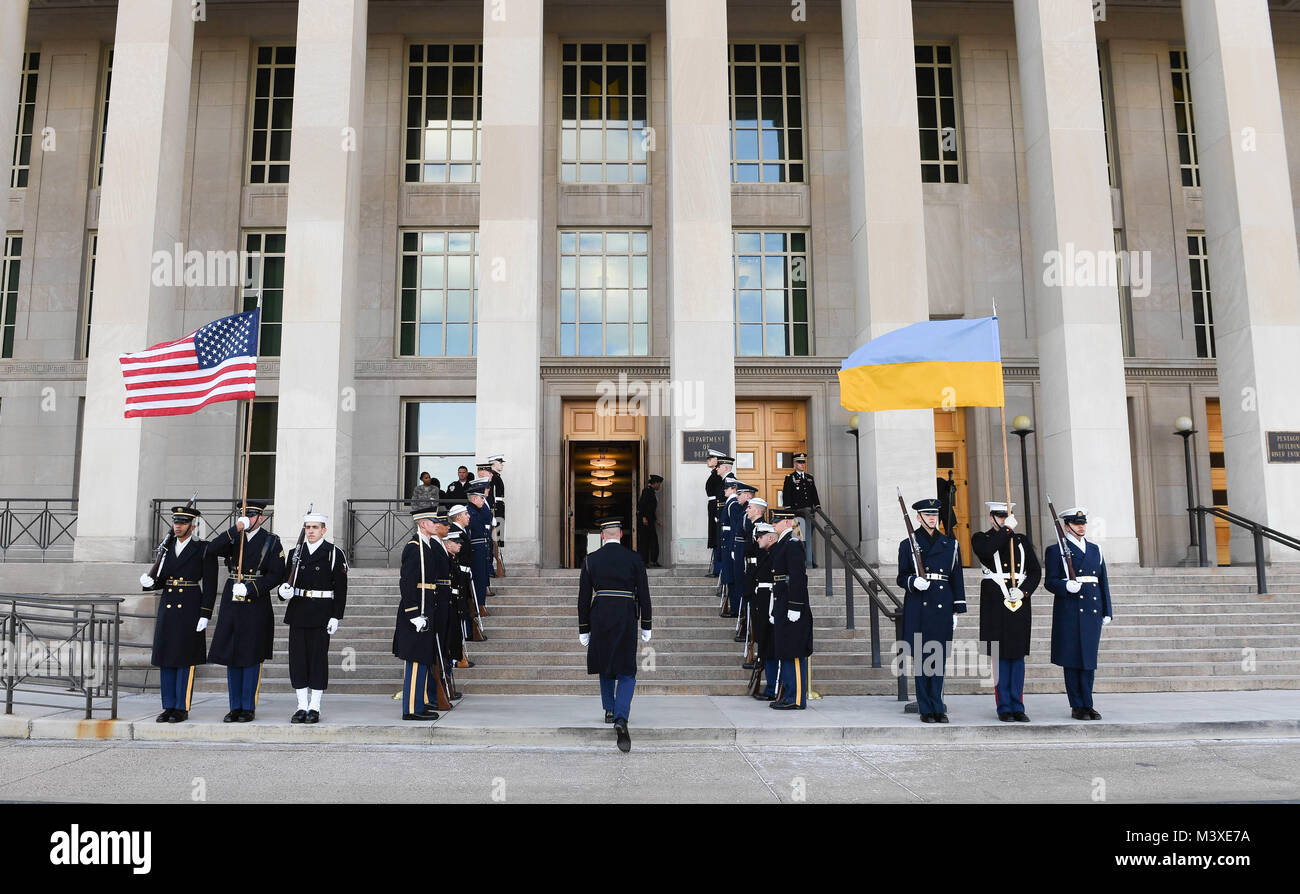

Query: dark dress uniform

[770,524,814,708]
[749,526,779,699]
[392,524,451,718]
[443,474,470,503]
[706,465,722,551]
[578,528,652,724]
[896,508,966,719]
[1045,520,1113,716]
[725,492,750,618]
[636,478,661,566]
[144,525,216,717]
[445,531,475,662]
[782,458,821,565]
[281,538,348,693]
[466,489,494,609]
[971,522,1041,718]
[717,489,738,610]
[206,521,286,716]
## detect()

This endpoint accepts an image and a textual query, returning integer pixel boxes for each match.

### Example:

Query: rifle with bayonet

[147,491,198,580]
[281,503,311,600]
[1046,495,1078,582]
[897,487,926,583]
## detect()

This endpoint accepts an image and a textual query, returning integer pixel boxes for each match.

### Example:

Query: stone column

[1013,0,1139,563]
[0,0,29,239]
[841,0,937,564]
[476,0,543,565]
[1182,0,1300,562]
[272,0,367,537]
[75,0,194,561]
[666,0,735,564]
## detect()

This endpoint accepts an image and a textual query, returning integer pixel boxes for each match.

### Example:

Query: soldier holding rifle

[1045,502,1113,720]
[278,509,348,724]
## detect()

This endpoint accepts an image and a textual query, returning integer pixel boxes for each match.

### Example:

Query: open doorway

[565,441,642,567]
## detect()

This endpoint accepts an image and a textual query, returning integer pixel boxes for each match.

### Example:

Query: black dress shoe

[291,709,307,724]
[156,709,174,723]
[168,710,188,723]
[1087,708,1102,720]
[721,612,739,619]
[223,710,240,723]
[304,710,320,724]
[604,710,615,724]
[921,713,936,723]
[752,692,776,701]
[770,700,804,710]
[742,660,757,670]
[236,710,254,723]
[403,712,437,721]
[733,633,745,643]
[419,706,439,716]
[998,713,1015,722]
[614,719,631,753]
[1013,712,1031,722]
[1071,708,1089,720]
[934,713,949,723]
[451,691,463,701]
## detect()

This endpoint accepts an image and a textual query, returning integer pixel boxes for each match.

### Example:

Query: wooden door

[1206,398,1230,566]
[735,400,807,512]
[934,408,971,565]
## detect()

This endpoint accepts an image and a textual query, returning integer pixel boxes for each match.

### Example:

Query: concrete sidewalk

[3,690,1299,746]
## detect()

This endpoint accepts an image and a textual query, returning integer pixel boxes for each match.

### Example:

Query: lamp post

[1174,415,1202,564]
[847,414,862,544]
[1011,414,1034,544]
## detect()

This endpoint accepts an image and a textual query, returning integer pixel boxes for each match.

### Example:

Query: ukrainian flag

[838,316,1004,411]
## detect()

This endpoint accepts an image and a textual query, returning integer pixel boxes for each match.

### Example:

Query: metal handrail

[346,499,429,567]
[0,499,79,562]
[2,593,124,719]
[1190,505,1300,594]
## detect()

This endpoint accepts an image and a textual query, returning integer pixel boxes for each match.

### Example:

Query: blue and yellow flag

[838,316,1004,411]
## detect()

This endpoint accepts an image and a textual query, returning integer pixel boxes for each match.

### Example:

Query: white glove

[952,615,959,631]
[641,629,652,643]
[411,616,428,632]
[326,618,339,635]
[235,516,250,531]
[139,573,154,588]
[787,610,800,622]
[913,577,930,592]
[1102,616,1111,626]
[579,632,590,646]
[1065,579,1082,594]
[196,617,208,632]
[492,518,500,526]
[278,583,294,600]
[768,612,775,625]
[1004,514,1018,530]
[232,582,248,598]
[1007,587,1024,602]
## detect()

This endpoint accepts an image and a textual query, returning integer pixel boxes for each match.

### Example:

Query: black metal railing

[808,506,907,701]
[1190,505,1300,594]
[346,499,426,567]
[150,498,275,546]
[0,499,78,562]
[2,594,126,719]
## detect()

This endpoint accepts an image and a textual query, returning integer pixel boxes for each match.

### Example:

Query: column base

[73,535,144,564]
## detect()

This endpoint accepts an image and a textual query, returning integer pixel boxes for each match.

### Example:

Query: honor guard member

[577,518,653,753]
[710,455,735,576]
[140,505,216,723]
[896,497,966,722]
[443,529,476,667]
[637,474,663,566]
[1045,507,1113,720]
[205,501,286,723]
[748,522,780,700]
[727,482,756,629]
[428,511,462,703]
[466,482,495,615]
[738,496,767,644]
[393,506,444,720]
[782,452,822,568]
[705,449,725,572]
[277,511,348,723]
[717,475,740,615]
[447,504,486,649]
[474,462,499,595]
[488,453,506,533]
[769,508,814,709]
[972,502,1041,722]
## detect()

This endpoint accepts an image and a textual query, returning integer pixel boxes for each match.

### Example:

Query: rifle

[491,528,506,578]
[147,490,198,579]
[1046,496,1078,581]
[897,487,926,580]
[432,628,455,711]
[284,503,312,595]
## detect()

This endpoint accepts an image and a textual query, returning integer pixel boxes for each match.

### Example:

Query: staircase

[189,563,1300,697]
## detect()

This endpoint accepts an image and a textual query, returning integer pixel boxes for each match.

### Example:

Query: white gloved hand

[196,617,208,632]
[641,629,652,643]
[326,618,339,635]
[1102,616,1111,626]
[235,516,250,531]
[913,577,930,592]
[786,610,800,622]
[232,582,248,598]
[139,573,155,588]
[952,615,959,631]
[277,583,294,600]
[579,632,590,646]
[492,518,500,526]
[1065,579,1083,594]
[1007,587,1024,602]
[411,616,428,632]
[1004,514,1018,530]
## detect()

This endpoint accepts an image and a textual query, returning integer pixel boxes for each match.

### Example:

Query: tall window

[11,52,39,188]
[96,48,112,186]
[1187,232,1215,358]
[1100,45,1117,188]
[561,42,648,183]
[399,230,478,357]
[559,230,649,356]
[248,45,295,184]
[82,232,97,357]
[241,399,278,503]
[401,400,476,499]
[729,43,804,183]
[405,43,482,183]
[916,43,961,183]
[1114,229,1133,357]
[733,231,810,356]
[2,235,19,358]
[241,231,285,356]
[1170,49,1200,187]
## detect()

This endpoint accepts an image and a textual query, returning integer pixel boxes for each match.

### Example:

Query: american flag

[119,309,260,418]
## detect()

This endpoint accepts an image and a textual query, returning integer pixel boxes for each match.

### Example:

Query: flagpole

[992,300,1018,583]
[234,289,263,584]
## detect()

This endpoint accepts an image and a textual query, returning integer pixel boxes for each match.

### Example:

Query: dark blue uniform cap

[912,498,943,513]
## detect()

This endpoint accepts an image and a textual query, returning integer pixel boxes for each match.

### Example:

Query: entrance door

[1206,398,1230,566]
[735,400,807,510]
[562,399,645,567]
[934,408,971,565]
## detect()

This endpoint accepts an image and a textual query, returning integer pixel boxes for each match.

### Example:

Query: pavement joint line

[0,743,114,791]
[734,744,784,802]
[843,746,927,802]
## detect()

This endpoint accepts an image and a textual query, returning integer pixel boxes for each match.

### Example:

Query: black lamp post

[1011,414,1034,544]
[847,414,862,544]
[1174,415,1202,563]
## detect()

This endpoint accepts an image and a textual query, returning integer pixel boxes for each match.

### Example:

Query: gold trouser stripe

[253,663,262,708]
[407,662,416,715]
[794,658,803,707]
[184,665,195,711]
